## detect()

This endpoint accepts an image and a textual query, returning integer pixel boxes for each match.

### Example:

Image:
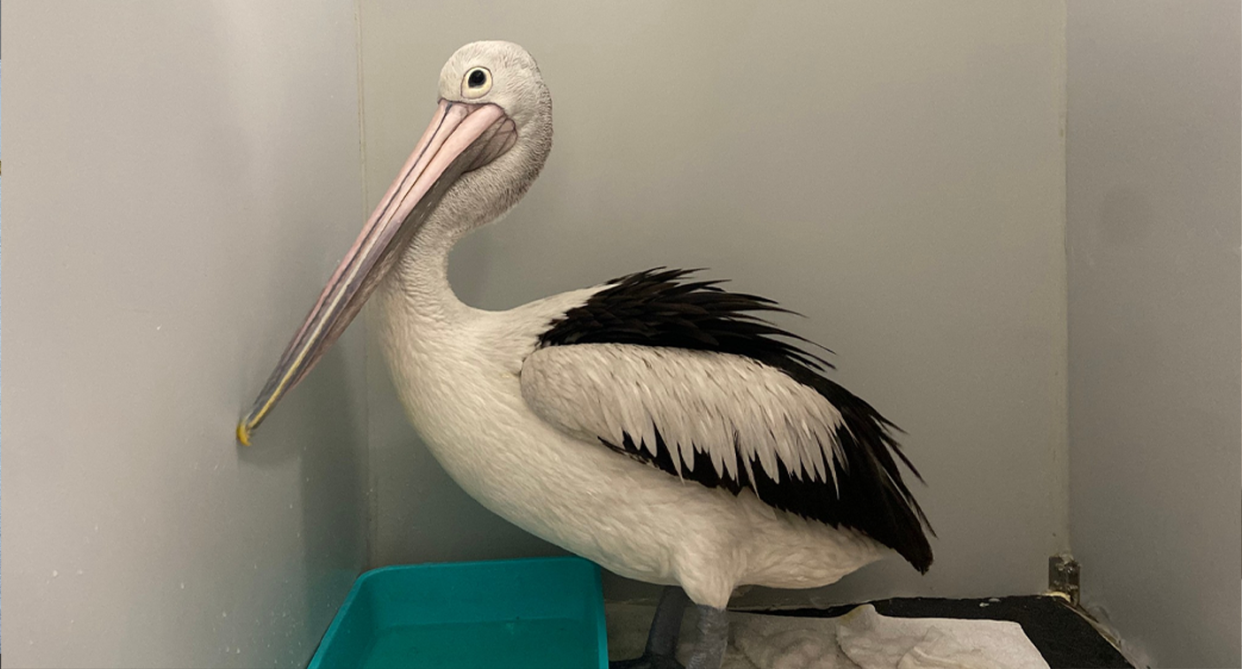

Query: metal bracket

[1048,554,1081,606]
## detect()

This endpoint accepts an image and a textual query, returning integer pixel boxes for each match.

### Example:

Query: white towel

[607,603,1050,669]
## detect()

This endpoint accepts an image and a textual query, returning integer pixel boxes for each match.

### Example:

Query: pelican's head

[238,41,552,444]
[439,41,551,134]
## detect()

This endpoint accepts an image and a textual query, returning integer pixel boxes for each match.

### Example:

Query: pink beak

[238,99,516,444]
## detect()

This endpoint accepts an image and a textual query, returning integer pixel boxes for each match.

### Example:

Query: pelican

[240,41,932,669]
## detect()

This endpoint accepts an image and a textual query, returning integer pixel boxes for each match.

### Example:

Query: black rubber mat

[761,595,1132,669]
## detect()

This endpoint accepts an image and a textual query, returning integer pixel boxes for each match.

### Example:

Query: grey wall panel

[3,3,370,667]
[1067,2,1242,666]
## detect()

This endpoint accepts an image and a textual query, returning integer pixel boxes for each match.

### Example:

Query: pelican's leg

[611,586,689,669]
[685,605,728,669]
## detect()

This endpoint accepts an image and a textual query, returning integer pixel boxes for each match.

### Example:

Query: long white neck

[372,210,477,435]
[380,212,472,328]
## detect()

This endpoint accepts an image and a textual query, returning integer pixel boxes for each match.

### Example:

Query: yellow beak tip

[236,421,252,447]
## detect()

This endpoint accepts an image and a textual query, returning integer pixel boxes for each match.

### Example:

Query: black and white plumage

[240,41,932,669]
[527,268,932,573]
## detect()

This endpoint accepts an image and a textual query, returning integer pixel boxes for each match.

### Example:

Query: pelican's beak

[238,100,516,445]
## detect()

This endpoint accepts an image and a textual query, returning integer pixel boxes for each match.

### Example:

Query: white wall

[359,0,1070,605]
[1066,2,1242,667]
[2,3,370,667]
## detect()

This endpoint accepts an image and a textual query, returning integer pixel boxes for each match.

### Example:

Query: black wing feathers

[539,268,933,573]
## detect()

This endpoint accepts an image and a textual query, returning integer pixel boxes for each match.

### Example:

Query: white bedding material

[607,603,1050,669]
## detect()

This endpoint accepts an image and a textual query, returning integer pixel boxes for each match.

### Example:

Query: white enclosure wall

[3,3,370,667]
[359,0,1070,605]
[1066,2,1242,667]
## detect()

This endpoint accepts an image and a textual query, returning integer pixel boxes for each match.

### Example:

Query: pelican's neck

[381,217,473,328]
[372,215,478,435]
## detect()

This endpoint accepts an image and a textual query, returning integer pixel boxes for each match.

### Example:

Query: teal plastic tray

[308,557,608,669]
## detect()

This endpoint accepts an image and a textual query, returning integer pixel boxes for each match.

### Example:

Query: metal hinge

[1048,553,1081,605]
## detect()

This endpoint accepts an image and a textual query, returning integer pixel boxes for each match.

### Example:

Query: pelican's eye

[462,67,492,99]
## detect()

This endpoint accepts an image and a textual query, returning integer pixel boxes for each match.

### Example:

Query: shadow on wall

[203,2,370,653]
[237,347,365,638]
[181,3,367,660]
